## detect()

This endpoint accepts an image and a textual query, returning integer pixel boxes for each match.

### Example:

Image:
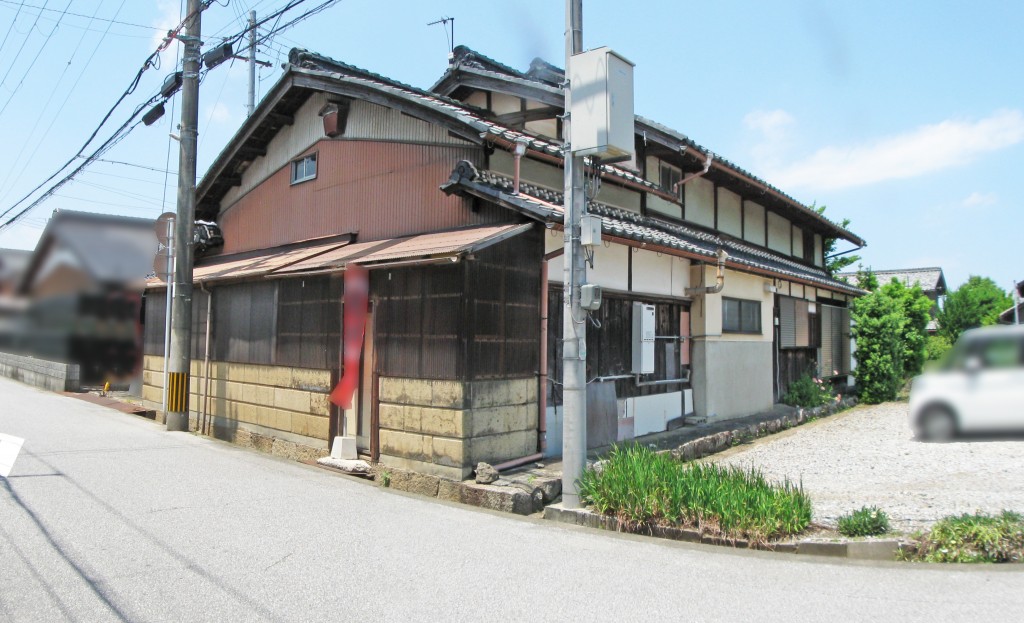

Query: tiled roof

[430,47,863,246]
[443,163,864,296]
[837,267,946,294]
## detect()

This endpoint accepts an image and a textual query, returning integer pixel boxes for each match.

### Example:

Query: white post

[161,217,174,414]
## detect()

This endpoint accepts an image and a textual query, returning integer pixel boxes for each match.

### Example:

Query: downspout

[512,137,529,195]
[672,147,714,194]
[685,249,729,296]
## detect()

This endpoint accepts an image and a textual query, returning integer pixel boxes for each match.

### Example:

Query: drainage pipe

[493,452,544,473]
[685,249,728,296]
[672,147,714,193]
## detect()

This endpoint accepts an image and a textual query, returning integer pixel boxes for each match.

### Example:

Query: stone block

[430,381,465,409]
[431,436,467,468]
[274,410,293,433]
[403,405,423,433]
[437,478,462,503]
[418,406,465,438]
[291,367,331,392]
[405,379,433,406]
[387,470,441,497]
[274,387,310,414]
[378,403,405,431]
[455,482,537,515]
[307,415,330,440]
[309,392,330,417]
[378,377,407,404]
[468,430,535,465]
[469,404,534,438]
[379,429,431,463]
[291,413,310,437]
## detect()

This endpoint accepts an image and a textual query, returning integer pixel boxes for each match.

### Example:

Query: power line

[0,0,164,31]
[0,0,49,91]
[0,0,70,118]
[0,0,26,55]
[84,156,175,175]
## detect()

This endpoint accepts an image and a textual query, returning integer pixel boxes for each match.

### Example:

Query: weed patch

[837,506,890,537]
[905,511,1024,563]
[579,445,812,543]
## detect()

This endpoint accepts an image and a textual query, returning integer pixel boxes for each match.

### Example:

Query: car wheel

[918,406,957,441]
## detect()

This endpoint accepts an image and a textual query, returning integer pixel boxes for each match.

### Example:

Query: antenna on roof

[427,16,455,56]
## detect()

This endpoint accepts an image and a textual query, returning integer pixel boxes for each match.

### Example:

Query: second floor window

[291,153,317,184]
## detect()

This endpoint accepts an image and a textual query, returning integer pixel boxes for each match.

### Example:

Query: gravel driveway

[709,401,1024,532]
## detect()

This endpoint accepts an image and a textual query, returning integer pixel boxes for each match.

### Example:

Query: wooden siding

[217,141,496,254]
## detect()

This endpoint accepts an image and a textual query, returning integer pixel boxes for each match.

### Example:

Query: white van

[909,325,1024,440]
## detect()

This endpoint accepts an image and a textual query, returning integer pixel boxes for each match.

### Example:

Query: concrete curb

[668,397,860,462]
[543,503,906,561]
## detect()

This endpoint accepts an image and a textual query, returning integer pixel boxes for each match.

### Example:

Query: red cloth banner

[329,265,369,409]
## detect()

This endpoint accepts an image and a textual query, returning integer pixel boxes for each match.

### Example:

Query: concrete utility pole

[167,0,202,432]
[247,10,256,117]
[561,0,587,509]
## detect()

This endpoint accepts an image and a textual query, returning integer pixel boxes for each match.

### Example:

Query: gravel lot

[709,401,1024,532]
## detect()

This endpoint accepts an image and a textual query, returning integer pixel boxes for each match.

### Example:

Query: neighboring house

[998,280,1023,325]
[838,267,947,332]
[0,248,31,296]
[140,47,865,479]
[14,209,156,383]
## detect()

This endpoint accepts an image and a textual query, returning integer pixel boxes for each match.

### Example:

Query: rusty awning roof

[190,233,353,284]
[273,223,532,275]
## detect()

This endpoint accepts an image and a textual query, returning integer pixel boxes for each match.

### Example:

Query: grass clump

[578,445,812,543]
[907,511,1024,563]
[837,506,890,537]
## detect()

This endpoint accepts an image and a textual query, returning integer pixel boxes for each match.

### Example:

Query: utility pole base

[166,411,190,432]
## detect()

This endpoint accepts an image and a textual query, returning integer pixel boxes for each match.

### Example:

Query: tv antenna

[427,16,455,54]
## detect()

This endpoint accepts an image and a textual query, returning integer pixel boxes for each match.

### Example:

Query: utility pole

[247,10,256,117]
[167,0,202,432]
[561,0,587,509]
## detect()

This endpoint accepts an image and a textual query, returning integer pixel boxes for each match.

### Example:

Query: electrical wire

[0,0,49,91]
[0,0,165,31]
[0,0,26,54]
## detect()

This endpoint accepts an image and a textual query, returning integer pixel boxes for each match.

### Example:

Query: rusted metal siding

[220,92,329,207]
[345,100,474,145]
[217,141,501,254]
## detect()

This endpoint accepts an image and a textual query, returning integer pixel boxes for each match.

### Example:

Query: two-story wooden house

[141,47,865,479]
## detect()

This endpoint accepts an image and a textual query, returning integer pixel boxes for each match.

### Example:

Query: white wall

[767,211,791,254]
[684,176,714,229]
[743,201,766,246]
[717,187,742,238]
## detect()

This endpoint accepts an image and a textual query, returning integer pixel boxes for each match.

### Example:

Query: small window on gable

[290,153,317,185]
[659,161,683,201]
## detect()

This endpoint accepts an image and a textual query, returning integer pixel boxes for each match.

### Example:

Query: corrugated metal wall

[345,100,473,144]
[221,92,329,206]
[218,141,498,254]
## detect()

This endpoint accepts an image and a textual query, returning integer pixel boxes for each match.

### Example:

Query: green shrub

[908,511,1024,563]
[578,445,812,542]
[924,334,952,362]
[851,288,906,403]
[837,506,890,537]
[782,373,833,408]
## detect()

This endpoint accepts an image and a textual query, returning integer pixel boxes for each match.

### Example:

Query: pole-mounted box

[632,302,655,374]
[569,47,635,163]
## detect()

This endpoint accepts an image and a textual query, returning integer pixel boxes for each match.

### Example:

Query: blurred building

[998,280,1023,325]
[9,209,156,384]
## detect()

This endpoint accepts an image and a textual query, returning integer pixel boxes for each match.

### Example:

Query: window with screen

[290,153,317,184]
[722,297,761,334]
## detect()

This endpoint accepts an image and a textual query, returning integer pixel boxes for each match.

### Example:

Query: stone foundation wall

[142,355,331,458]
[0,351,81,392]
[378,377,539,480]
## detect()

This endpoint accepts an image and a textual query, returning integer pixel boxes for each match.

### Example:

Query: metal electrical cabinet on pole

[561,0,587,509]
[167,0,202,432]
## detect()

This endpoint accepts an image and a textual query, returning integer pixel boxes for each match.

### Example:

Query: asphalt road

[1,376,1022,623]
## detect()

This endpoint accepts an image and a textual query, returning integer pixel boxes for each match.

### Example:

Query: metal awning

[274,223,533,275]
[191,234,353,283]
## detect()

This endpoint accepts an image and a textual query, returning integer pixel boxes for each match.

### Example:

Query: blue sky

[0,0,1020,292]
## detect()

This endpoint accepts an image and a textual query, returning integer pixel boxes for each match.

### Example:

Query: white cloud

[744,109,795,139]
[962,191,997,207]
[767,109,1024,192]
[744,109,795,168]
[152,1,183,63]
